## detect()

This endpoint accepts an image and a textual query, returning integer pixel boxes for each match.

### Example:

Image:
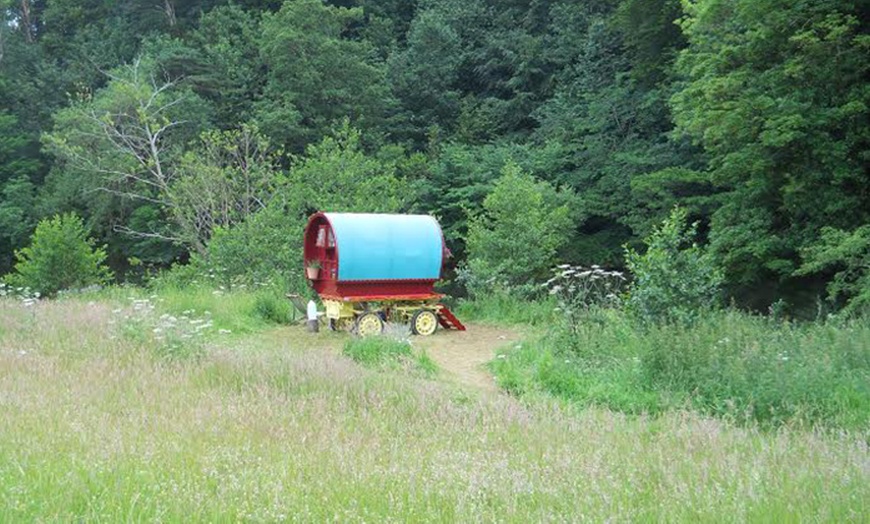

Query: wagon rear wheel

[355,312,384,337]
[411,309,438,336]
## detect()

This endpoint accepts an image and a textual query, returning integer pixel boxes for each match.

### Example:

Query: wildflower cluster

[0,282,41,306]
[545,264,625,311]
[544,264,626,339]
[112,296,224,359]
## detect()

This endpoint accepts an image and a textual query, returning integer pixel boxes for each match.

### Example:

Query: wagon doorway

[315,224,336,278]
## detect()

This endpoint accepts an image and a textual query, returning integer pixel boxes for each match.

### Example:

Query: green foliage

[613,0,686,85]
[625,207,723,324]
[0,111,41,185]
[187,4,264,127]
[671,0,870,298]
[1,0,868,316]
[343,335,437,377]
[799,226,870,316]
[5,213,111,296]
[256,0,394,152]
[170,124,283,253]
[41,55,214,267]
[454,294,557,327]
[386,0,559,145]
[416,141,565,262]
[0,175,36,273]
[287,122,412,213]
[163,123,413,293]
[463,162,573,298]
[533,3,701,265]
[387,9,463,145]
[252,292,293,325]
[493,309,870,429]
[201,204,306,291]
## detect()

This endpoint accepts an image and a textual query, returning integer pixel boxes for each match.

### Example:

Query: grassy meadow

[489,309,870,429]
[0,294,868,522]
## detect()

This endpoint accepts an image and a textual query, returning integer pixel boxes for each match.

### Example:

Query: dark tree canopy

[0,0,867,313]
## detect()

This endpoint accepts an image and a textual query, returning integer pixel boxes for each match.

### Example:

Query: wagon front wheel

[355,312,384,337]
[411,309,438,336]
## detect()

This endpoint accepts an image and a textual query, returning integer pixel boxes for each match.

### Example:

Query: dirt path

[254,322,522,393]
[412,324,522,392]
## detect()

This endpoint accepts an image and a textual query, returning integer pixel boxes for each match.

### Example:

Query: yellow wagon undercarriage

[322,298,445,336]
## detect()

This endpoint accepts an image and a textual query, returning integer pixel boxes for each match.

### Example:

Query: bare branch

[89,187,171,206]
[113,224,184,244]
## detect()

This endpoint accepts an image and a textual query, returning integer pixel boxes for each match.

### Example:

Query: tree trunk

[20,0,35,43]
[163,0,177,27]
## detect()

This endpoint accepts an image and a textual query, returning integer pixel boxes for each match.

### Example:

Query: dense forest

[1,0,868,314]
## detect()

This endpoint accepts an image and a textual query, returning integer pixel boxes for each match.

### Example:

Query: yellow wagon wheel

[355,312,384,337]
[411,309,438,336]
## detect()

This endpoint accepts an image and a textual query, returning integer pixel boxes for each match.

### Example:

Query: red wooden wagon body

[303,212,464,335]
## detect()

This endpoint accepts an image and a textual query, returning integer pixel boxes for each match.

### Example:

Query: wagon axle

[322,298,465,337]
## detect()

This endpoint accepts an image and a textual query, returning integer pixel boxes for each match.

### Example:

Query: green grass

[0,297,868,521]
[491,339,665,415]
[454,294,556,326]
[491,308,870,429]
[153,284,295,332]
[66,283,298,335]
[343,334,438,378]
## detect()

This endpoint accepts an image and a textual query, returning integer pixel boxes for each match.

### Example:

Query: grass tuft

[343,334,438,378]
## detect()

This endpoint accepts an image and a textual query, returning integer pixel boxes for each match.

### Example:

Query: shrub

[253,291,293,325]
[798,225,870,316]
[4,213,111,296]
[204,204,307,290]
[462,161,573,299]
[624,207,723,324]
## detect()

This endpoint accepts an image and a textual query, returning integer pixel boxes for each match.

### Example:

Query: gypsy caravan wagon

[303,212,465,336]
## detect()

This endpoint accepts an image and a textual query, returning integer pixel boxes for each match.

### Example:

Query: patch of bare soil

[412,323,522,392]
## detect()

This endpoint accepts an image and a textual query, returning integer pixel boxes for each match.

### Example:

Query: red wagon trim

[319,293,444,302]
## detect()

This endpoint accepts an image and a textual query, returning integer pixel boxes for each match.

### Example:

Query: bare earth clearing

[412,324,522,391]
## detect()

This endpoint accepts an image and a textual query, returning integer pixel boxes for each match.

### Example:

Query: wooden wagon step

[436,306,466,331]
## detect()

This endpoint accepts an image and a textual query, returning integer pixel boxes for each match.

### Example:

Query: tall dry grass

[0,298,867,521]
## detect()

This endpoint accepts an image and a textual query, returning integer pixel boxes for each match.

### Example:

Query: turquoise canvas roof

[324,213,443,281]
